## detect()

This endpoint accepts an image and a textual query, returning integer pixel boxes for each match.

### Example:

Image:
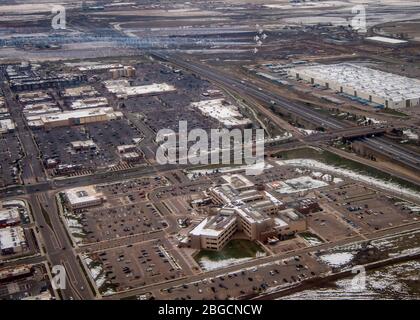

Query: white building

[104,80,176,98]
[26,107,123,128]
[70,97,109,110]
[71,140,97,151]
[190,99,252,128]
[0,226,26,255]
[64,186,105,210]
[0,119,15,134]
[117,144,137,154]
[288,63,420,109]
[0,208,21,227]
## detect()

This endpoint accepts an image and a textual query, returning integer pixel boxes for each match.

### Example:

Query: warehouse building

[288,63,420,109]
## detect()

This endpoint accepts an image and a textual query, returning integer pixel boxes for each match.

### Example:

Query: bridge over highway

[151,52,420,173]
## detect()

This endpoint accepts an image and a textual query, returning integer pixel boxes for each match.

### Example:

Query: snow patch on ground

[186,163,273,180]
[276,159,420,201]
[319,252,354,267]
[198,257,252,271]
[403,129,419,140]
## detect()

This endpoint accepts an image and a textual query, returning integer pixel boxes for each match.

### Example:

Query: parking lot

[0,264,53,300]
[319,184,418,233]
[307,211,356,242]
[149,180,212,202]
[33,119,144,175]
[154,254,329,300]
[95,176,168,206]
[86,238,191,294]
[119,63,232,134]
[76,202,168,245]
[0,132,23,187]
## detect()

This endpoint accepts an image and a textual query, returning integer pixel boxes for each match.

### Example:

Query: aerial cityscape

[0,0,419,303]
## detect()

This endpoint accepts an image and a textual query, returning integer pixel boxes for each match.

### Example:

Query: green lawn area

[195,239,265,262]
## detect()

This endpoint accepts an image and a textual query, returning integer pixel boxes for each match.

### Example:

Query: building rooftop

[222,174,254,190]
[64,186,105,207]
[365,36,408,44]
[71,140,97,150]
[0,119,16,133]
[62,85,99,98]
[70,97,108,110]
[289,63,420,102]
[78,63,124,71]
[0,208,20,223]
[190,99,252,127]
[0,226,26,250]
[190,211,237,237]
[104,80,176,98]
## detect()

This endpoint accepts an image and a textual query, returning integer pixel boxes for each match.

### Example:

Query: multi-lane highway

[29,192,94,300]
[151,52,420,173]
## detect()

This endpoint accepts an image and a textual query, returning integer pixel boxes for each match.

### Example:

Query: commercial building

[0,226,26,255]
[63,186,106,210]
[22,102,60,116]
[78,63,124,72]
[104,80,176,98]
[121,152,142,163]
[0,108,9,119]
[18,91,52,104]
[117,144,137,154]
[61,85,99,98]
[10,74,87,92]
[188,174,306,251]
[26,107,123,129]
[110,66,136,79]
[0,208,21,227]
[190,99,252,128]
[288,63,420,109]
[0,265,32,282]
[70,97,109,110]
[0,119,15,134]
[71,140,97,151]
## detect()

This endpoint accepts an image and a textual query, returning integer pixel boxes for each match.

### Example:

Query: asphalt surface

[29,192,94,300]
[151,52,420,173]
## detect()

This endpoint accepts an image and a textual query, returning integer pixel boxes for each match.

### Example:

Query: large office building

[188,174,306,251]
[288,63,420,109]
